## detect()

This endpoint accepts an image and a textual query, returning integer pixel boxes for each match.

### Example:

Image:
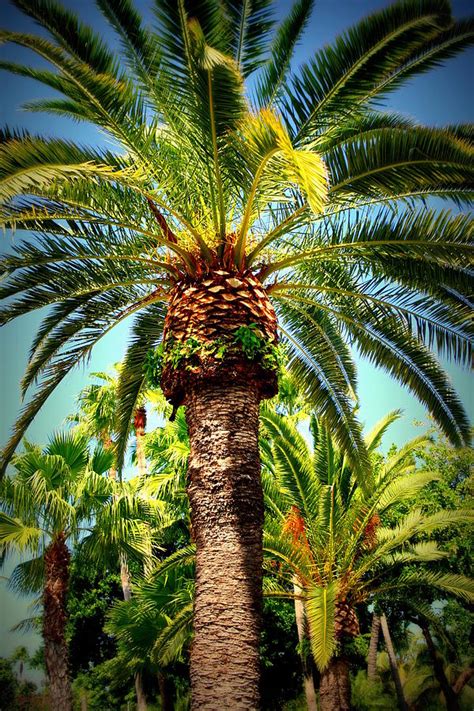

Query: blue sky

[0,0,472,670]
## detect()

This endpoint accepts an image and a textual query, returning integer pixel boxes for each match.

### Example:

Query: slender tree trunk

[43,532,72,711]
[420,621,460,711]
[293,578,318,711]
[367,613,380,680]
[319,658,351,711]
[453,667,474,695]
[119,552,148,710]
[158,671,174,711]
[186,380,264,710]
[80,692,88,711]
[106,430,147,711]
[380,613,408,711]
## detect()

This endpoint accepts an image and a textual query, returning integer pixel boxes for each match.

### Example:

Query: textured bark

[319,658,351,711]
[367,613,380,680]
[185,380,264,710]
[380,613,408,711]
[161,270,278,408]
[293,579,318,711]
[420,621,460,711]
[43,532,72,711]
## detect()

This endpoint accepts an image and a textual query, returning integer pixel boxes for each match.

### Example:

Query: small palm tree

[261,410,474,711]
[106,563,195,711]
[0,433,112,711]
[68,365,149,478]
[1,1,473,704]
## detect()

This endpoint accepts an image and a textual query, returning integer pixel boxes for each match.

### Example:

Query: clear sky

[0,0,472,672]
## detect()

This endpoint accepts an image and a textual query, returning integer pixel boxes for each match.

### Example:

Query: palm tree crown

[0,0,472,475]
[261,410,474,671]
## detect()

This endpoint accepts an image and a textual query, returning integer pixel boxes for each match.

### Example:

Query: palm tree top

[0,0,472,474]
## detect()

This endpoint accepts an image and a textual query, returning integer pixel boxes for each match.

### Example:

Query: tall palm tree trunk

[293,578,318,711]
[43,532,72,711]
[380,613,408,711]
[185,379,264,710]
[319,658,351,711]
[367,613,380,680]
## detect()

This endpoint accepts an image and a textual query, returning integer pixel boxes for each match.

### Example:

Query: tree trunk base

[319,658,351,711]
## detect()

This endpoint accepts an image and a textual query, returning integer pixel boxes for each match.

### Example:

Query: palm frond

[305,581,337,671]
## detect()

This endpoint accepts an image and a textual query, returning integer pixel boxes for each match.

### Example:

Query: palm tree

[0,433,112,711]
[0,432,164,711]
[261,410,474,710]
[1,0,473,705]
[106,561,195,711]
[68,366,149,477]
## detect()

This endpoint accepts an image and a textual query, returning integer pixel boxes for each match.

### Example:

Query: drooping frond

[305,581,337,671]
[255,0,314,107]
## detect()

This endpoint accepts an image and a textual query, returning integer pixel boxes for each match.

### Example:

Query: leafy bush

[351,670,397,710]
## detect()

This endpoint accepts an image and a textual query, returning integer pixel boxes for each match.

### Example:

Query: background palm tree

[0,433,112,710]
[261,410,474,710]
[68,367,155,707]
[1,0,473,705]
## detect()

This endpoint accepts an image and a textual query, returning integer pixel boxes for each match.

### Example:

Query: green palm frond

[305,581,337,671]
[0,0,471,479]
[223,0,274,75]
[255,0,314,107]
[275,298,369,476]
[152,603,194,666]
[8,556,45,594]
[261,410,319,522]
[378,570,474,603]
[0,513,42,554]
[365,409,404,452]
[281,0,472,141]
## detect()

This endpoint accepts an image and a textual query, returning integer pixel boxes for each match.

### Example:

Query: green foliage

[0,658,17,709]
[0,0,472,478]
[260,598,302,710]
[66,557,121,674]
[145,327,282,386]
[262,410,474,673]
[233,323,265,358]
[351,670,397,710]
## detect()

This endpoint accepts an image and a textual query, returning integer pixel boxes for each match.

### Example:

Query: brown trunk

[293,579,318,711]
[161,269,278,708]
[135,671,147,711]
[420,621,460,711]
[80,692,88,711]
[380,613,408,711]
[186,379,264,710]
[453,667,474,695]
[367,613,380,680]
[319,658,351,711]
[43,532,72,711]
[134,406,148,478]
[158,671,174,711]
